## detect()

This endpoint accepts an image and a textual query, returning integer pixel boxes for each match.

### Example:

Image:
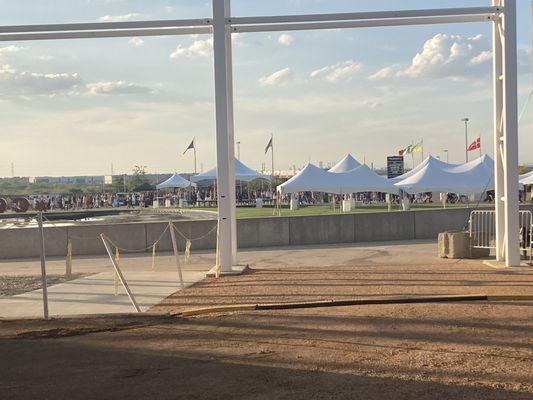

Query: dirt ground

[0,273,90,296]
[1,241,533,399]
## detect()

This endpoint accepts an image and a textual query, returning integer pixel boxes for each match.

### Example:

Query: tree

[128,165,149,191]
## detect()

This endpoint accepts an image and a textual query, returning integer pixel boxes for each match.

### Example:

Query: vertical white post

[492,0,505,262]
[224,0,238,266]
[212,0,235,272]
[502,0,520,266]
[37,212,49,319]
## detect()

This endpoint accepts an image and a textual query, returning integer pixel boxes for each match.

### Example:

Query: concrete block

[355,212,415,242]
[414,209,471,240]
[237,217,290,248]
[68,223,146,256]
[0,226,68,259]
[289,214,355,246]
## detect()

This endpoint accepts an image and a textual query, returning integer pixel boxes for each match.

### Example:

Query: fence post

[37,212,49,320]
[65,239,72,279]
[169,222,185,289]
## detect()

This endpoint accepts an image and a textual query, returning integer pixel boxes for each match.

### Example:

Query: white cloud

[278,33,294,46]
[99,13,143,22]
[128,37,144,47]
[170,38,213,58]
[0,45,23,56]
[169,34,243,59]
[400,33,492,79]
[310,60,361,82]
[259,68,294,86]
[367,67,395,81]
[0,64,82,96]
[469,50,492,66]
[85,81,152,95]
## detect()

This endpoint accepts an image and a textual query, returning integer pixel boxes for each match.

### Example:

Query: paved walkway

[0,253,213,318]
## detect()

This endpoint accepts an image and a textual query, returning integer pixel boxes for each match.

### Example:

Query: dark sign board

[387,156,404,179]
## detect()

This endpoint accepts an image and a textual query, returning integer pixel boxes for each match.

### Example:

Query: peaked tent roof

[190,158,270,184]
[394,155,494,194]
[390,155,458,183]
[156,173,195,189]
[520,169,533,184]
[277,163,397,195]
[329,154,362,173]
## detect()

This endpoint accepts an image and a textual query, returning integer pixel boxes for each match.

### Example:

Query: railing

[470,210,532,250]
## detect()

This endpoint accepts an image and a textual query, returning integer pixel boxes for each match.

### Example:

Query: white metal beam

[492,0,505,262]
[232,15,494,34]
[229,6,500,25]
[0,18,211,34]
[212,0,234,273]
[223,0,238,266]
[501,0,520,266]
[0,27,211,41]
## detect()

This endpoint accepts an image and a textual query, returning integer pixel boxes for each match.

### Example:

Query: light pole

[461,117,469,163]
[443,149,449,163]
[236,141,241,160]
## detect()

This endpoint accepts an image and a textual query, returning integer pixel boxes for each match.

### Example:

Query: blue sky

[0,0,531,177]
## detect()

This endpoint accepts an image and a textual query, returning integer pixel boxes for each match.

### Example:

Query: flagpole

[411,141,414,170]
[421,139,424,164]
[193,137,197,174]
[271,133,274,195]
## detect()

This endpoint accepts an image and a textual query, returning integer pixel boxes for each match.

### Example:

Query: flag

[411,141,423,153]
[183,138,195,155]
[265,136,273,155]
[467,137,481,152]
[399,144,413,156]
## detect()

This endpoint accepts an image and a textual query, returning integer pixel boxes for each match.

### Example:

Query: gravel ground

[1,243,533,399]
[0,273,90,296]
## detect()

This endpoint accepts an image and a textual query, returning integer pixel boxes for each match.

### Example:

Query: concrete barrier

[355,212,415,242]
[0,206,507,259]
[238,217,290,248]
[289,214,355,246]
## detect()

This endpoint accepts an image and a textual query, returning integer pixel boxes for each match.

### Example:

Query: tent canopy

[394,155,494,194]
[519,169,533,184]
[191,158,270,184]
[390,155,457,183]
[278,163,397,195]
[156,173,195,190]
[329,154,362,173]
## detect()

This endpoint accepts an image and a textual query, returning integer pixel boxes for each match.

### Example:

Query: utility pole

[236,141,241,160]
[443,149,449,163]
[462,117,469,162]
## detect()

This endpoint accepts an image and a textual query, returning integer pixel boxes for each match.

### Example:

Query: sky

[0,0,532,177]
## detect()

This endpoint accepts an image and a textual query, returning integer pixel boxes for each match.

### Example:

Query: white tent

[395,155,494,194]
[156,173,195,190]
[329,154,362,173]
[390,155,457,183]
[190,158,270,184]
[519,169,533,184]
[277,163,397,195]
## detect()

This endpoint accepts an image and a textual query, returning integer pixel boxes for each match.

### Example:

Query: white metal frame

[0,1,520,269]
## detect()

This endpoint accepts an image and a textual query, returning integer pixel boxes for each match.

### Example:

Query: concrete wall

[0,207,494,259]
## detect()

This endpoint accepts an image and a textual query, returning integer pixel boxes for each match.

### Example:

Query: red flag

[398,149,404,156]
[467,137,480,152]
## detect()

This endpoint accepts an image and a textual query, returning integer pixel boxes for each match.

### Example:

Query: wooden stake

[114,246,120,296]
[65,240,72,279]
[151,243,156,271]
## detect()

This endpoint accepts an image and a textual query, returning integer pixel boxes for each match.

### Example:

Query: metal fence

[470,210,532,250]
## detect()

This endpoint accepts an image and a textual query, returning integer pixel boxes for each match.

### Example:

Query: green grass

[197,203,476,219]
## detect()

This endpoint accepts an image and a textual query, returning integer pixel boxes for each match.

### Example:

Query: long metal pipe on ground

[177,294,533,317]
